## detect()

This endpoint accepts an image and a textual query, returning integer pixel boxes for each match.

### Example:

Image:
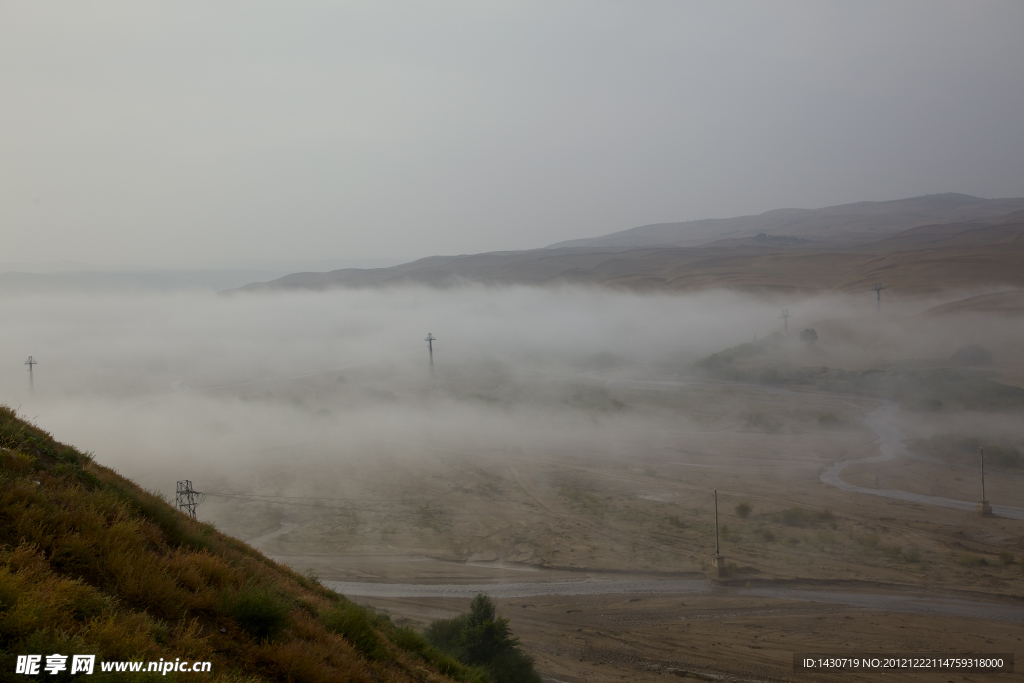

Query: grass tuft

[319,599,387,660]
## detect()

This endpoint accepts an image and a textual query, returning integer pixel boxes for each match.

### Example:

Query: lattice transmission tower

[175,480,205,519]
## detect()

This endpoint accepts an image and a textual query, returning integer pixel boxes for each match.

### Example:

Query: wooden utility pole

[24,356,37,390]
[424,333,436,367]
[712,489,726,577]
[977,447,992,516]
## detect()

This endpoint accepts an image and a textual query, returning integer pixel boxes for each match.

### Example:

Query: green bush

[225,582,289,640]
[320,600,387,660]
[426,594,540,683]
[734,502,752,518]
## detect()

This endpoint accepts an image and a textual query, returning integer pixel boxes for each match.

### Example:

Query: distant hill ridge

[546,193,1024,249]
[234,194,1024,295]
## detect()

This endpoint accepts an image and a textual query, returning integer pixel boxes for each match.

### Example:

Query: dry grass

[0,405,477,682]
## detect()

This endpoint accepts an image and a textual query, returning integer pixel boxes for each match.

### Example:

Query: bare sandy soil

[354,592,1023,683]
[196,366,1024,681]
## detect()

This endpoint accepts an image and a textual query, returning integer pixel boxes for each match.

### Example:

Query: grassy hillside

[0,406,485,682]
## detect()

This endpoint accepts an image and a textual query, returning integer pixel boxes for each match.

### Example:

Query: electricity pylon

[175,480,205,519]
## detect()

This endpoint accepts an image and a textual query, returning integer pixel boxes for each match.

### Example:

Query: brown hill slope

[237,214,1024,295]
[919,290,1024,317]
[547,193,1024,249]
[0,406,482,683]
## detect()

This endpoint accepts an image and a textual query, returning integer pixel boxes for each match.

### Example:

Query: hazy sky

[3,1,1023,268]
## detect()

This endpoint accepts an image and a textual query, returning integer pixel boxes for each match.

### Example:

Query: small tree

[426,594,540,683]
[735,502,752,518]
[799,328,818,344]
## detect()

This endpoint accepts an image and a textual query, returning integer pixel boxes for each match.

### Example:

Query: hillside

[0,406,483,683]
[236,211,1024,295]
[546,193,1024,249]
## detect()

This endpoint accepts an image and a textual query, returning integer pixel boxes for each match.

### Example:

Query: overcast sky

[2,1,1023,268]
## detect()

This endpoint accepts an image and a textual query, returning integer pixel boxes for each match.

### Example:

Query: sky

[2,1,1023,269]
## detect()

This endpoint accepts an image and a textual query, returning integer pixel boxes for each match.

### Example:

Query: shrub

[744,412,782,432]
[319,600,387,660]
[426,594,540,683]
[667,515,686,528]
[956,553,989,568]
[881,544,903,559]
[225,582,290,640]
[951,344,993,366]
[817,413,841,428]
[774,507,834,527]
[856,533,880,549]
[999,551,1015,566]
[734,502,752,518]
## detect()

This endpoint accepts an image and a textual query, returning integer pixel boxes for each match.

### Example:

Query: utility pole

[873,284,886,312]
[424,333,436,367]
[175,480,205,519]
[714,489,720,556]
[712,488,726,578]
[780,310,791,335]
[24,356,37,390]
[977,448,992,516]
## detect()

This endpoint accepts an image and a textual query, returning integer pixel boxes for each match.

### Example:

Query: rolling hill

[546,193,1024,249]
[235,203,1024,296]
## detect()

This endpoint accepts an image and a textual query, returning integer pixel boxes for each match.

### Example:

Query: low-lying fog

[1,286,1020,501]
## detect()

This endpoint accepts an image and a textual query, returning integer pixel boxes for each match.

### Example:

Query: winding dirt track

[590,368,1024,518]
[820,401,1024,519]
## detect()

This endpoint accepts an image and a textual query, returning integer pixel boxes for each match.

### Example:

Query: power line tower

[24,356,37,389]
[175,480,205,519]
[424,333,436,367]
[873,283,886,312]
[780,310,791,335]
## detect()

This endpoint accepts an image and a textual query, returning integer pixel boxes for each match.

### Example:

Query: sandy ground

[196,371,1024,680]
[352,590,1023,683]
